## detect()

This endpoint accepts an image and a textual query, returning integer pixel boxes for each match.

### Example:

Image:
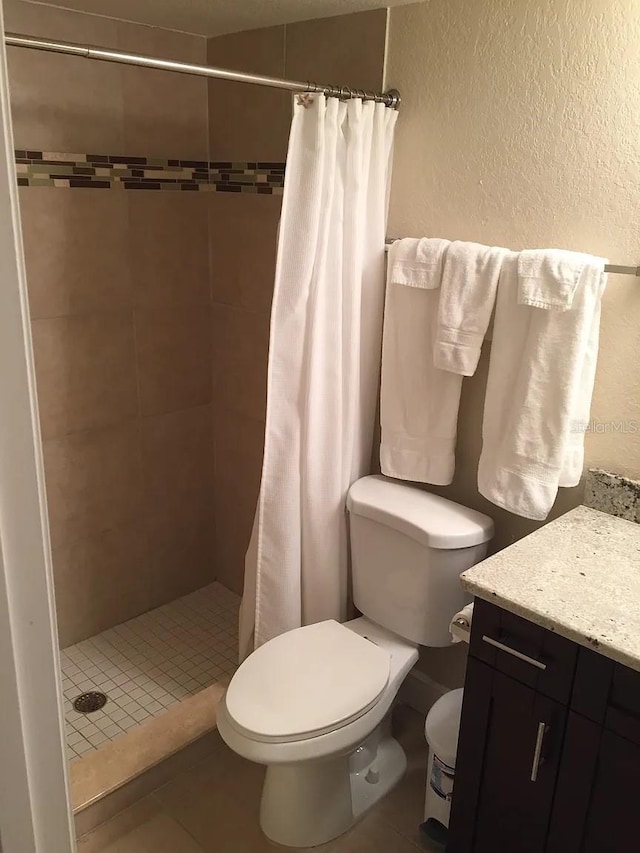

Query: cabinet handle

[530,722,548,782]
[481,635,547,671]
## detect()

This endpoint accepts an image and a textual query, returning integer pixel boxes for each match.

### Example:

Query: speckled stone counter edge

[584,468,640,524]
[461,572,640,673]
[461,505,640,672]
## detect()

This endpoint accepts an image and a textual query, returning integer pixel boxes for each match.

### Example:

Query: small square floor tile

[63,583,239,758]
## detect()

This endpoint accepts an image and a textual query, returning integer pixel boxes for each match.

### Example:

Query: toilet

[217,475,493,848]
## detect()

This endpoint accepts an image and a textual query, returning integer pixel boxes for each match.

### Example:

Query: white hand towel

[517,249,593,311]
[434,241,508,376]
[478,253,607,520]
[387,236,448,288]
[380,237,463,485]
[450,603,474,644]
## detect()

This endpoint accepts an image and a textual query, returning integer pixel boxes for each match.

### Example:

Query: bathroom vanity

[448,503,640,853]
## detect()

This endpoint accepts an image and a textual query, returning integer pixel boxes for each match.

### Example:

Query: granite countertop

[461,504,640,672]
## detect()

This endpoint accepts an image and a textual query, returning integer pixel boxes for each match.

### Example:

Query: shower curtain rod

[385,239,640,276]
[4,32,401,108]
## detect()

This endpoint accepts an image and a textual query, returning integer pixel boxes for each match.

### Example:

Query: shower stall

[1,0,390,836]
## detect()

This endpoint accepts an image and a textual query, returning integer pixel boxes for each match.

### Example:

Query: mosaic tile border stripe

[15,150,285,193]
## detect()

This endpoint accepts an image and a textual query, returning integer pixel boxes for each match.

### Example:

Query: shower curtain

[239,94,397,658]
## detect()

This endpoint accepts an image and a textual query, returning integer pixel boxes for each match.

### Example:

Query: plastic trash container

[421,688,464,846]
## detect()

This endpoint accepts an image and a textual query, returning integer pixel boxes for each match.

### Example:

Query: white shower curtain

[239,95,397,658]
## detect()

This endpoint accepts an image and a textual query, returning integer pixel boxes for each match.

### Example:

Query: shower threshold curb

[71,680,228,834]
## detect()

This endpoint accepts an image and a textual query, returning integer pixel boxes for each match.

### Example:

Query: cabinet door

[448,658,566,853]
[549,712,640,852]
[582,729,640,851]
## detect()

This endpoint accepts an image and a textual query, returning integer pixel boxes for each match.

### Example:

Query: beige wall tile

[135,306,212,416]
[207,26,289,162]
[52,522,150,647]
[32,312,138,439]
[285,9,388,94]
[19,188,132,319]
[7,1,218,646]
[5,0,124,152]
[117,22,209,160]
[43,422,143,548]
[211,304,269,422]
[213,412,264,594]
[208,192,280,313]
[141,406,214,508]
[129,192,210,307]
[138,407,215,613]
[147,491,215,608]
[5,1,211,159]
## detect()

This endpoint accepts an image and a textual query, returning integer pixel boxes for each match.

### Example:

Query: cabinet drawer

[469,598,578,704]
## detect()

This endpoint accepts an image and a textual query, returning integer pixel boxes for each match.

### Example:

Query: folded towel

[517,249,594,311]
[434,241,508,376]
[478,252,607,520]
[380,238,462,485]
[450,603,474,644]
[387,236,448,289]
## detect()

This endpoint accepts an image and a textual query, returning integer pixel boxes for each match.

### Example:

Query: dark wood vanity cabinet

[448,599,640,852]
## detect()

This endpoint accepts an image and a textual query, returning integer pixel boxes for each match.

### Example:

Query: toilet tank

[346,476,494,647]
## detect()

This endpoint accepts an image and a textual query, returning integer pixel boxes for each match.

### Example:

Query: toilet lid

[225,620,390,743]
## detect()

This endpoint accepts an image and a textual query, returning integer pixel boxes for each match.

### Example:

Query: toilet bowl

[218,616,418,847]
[218,475,494,848]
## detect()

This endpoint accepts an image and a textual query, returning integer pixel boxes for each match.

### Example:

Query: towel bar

[384,239,639,276]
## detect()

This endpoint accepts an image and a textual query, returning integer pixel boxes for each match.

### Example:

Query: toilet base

[259,719,407,848]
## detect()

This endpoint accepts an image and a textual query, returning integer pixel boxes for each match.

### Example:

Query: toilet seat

[224,620,391,744]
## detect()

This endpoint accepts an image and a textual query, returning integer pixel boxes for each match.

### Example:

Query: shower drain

[73,691,108,714]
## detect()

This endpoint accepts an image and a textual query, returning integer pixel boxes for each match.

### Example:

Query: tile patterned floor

[77,704,439,853]
[61,582,240,761]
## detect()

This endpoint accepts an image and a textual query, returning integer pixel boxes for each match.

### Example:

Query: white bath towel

[517,249,592,311]
[478,252,607,520]
[558,284,605,487]
[380,238,464,485]
[434,241,508,376]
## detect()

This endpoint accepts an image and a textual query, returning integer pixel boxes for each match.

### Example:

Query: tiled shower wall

[6,0,214,647]
[7,0,388,645]
[207,9,388,594]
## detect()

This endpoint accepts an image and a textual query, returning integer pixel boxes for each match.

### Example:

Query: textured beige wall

[386,0,640,686]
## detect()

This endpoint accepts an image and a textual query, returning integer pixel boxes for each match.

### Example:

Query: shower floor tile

[61,582,240,761]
